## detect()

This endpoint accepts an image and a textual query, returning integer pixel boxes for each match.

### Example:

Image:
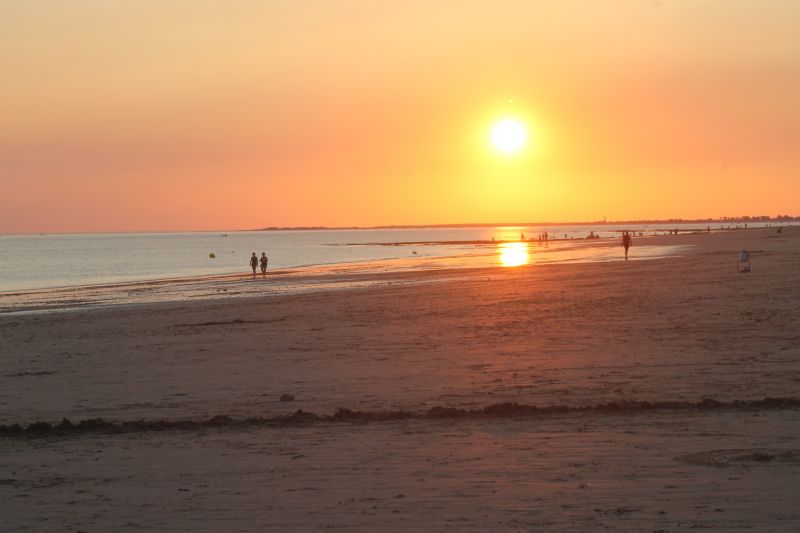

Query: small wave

[2,397,798,439]
[677,448,800,468]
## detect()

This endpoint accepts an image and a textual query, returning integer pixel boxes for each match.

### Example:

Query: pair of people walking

[250,252,269,279]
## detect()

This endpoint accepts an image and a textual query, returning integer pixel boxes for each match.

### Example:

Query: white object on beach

[737,250,750,273]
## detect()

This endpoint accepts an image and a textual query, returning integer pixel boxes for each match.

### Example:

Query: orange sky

[1,1,798,233]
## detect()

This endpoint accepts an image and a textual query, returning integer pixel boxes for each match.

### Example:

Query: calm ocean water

[0,223,770,292]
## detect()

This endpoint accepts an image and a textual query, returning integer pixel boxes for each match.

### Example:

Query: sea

[0,222,763,294]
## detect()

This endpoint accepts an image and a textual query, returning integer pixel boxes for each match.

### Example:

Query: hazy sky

[1,1,798,233]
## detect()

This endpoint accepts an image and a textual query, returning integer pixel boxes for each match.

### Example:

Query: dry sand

[2,228,799,531]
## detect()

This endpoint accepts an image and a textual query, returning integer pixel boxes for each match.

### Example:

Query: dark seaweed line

[2,397,799,440]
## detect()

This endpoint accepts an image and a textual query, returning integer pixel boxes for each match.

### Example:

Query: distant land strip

[3,397,799,439]
[254,217,799,232]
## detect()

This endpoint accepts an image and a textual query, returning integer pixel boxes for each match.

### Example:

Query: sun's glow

[499,242,530,267]
[490,118,527,153]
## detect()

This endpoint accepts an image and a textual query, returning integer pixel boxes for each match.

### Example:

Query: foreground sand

[2,228,799,531]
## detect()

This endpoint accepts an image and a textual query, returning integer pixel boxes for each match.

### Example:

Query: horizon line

[3,215,798,237]
[254,215,798,232]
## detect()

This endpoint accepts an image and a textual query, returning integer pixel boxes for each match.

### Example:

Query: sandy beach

[2,228,799,531]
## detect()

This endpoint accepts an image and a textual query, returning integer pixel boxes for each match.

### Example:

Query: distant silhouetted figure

[737,250,750,273]
[260,252,268,278]
[250,252,258,279]
[520,232,525,241]
[622,232,632,260]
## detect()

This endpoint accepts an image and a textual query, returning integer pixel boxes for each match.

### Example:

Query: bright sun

[490,118,527,153]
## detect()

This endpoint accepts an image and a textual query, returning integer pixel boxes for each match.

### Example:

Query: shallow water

[0,239,693,315]
[0,223,730,292]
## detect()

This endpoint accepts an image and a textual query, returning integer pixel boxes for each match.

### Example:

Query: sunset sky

[2,1,798,233]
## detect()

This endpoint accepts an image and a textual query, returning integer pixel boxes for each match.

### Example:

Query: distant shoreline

[3,218,797,237]
[254,218,799,232]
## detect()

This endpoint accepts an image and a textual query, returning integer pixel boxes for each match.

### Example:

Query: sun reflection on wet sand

[0,241,695,315]
[498,242,530,267]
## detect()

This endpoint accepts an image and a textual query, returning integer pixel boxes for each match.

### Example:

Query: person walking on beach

[250,252,258,279]
[259,252,268,278]
[622,231,632,260]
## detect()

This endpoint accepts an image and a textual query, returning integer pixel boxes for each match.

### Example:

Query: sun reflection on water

[499,242,530,267]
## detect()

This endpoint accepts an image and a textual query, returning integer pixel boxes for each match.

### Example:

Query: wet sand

[0,236,691,314]
[2,227,799,531]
